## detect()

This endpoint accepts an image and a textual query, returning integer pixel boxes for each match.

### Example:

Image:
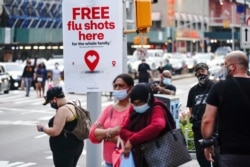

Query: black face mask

[50,102,58,109]
[197,74,209,86]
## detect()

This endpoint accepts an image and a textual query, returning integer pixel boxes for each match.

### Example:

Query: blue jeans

[24,77,32,96]
[105,163,112,167]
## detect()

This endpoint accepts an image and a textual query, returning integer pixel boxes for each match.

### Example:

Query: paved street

[0,75,202,167]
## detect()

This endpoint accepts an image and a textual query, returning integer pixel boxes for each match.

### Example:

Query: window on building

[152,20,161,29]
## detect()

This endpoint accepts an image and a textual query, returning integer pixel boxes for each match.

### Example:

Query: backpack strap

[64,104,77,120]
[153,101,176,132]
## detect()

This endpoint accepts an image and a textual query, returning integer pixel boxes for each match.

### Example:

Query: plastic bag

[120,152,135,167]
[112,147,123,167]
[112,137,124,167]
[21,79,25,90]
[47,80,53,90]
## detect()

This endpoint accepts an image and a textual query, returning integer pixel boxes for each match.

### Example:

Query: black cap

[195,63,209,72]
[43,87,65,105]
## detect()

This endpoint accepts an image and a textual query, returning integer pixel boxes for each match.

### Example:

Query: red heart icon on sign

[84,50,100,72]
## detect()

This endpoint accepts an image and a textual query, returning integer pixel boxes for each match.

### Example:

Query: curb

[133,73,195,84]
[172,73,195,80]
[152,73,195,82]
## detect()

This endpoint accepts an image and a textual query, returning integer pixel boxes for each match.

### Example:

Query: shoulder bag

[141,107,191,167]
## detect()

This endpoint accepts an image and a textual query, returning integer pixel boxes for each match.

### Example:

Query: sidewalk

[171,73,194,80]
[134,73,195,84]
[179,153,200,167]
[179,159,200,167]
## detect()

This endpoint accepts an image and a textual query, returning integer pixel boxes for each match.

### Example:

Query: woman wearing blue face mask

[89,73,134,167]
[120,83,175,167]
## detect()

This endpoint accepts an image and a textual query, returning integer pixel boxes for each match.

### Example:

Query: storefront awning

[204,17,209,24]
[205,31,240,40]
[175,13,181,21]
[193,15,200,23]
[175,37,201,41]
[198,15,204,23]
[187,14,193,22]
[175,29,201,41]
[180,13,188,22]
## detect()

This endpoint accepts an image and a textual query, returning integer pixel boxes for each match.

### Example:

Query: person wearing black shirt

[137,59,151,83]
[186,63,219,167]
[37,87,83,167]
[22,59,36,97]
[202,51,250,167]
[151,70,176,95]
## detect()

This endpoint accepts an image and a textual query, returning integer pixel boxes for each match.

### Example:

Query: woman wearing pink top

[88,73,134,167]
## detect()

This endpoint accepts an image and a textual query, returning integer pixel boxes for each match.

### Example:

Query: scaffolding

[3,0,62,28]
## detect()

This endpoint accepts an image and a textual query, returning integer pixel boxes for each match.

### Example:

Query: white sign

[241,26,250,48]
[62,0,123,93]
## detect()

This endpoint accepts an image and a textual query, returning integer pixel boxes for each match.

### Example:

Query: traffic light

[135,0,152,32]
[133,36,149,45]
[223,20,230,28]
[133,36,141,45]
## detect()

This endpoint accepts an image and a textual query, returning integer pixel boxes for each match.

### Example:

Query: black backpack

[64,100,92,140]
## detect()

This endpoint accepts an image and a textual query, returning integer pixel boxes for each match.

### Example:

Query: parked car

[209,56,225,68]
[209,65,223,81]
[132,49,165,70]
[46,58,64,80]
[127,55,139,79]
[168,58,186,75]
[0,63,10,94]
[193,53,214,66]
[214,46,231,57]
[1,62,24,90]
[183,57,196,73]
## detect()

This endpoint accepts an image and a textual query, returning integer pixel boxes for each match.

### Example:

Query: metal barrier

[154,94,180,128]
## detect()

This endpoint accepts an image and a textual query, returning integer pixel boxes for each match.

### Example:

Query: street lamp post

[231,4,235,51]
[243,0,247,54]
[201,0,205,53]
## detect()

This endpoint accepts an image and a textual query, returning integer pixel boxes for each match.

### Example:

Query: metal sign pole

[86,92,102,167]
[123,0,128,73]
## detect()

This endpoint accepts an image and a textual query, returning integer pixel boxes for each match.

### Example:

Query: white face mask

[163,78,171,85]
[112,89,128,100]
[133,103,150,113]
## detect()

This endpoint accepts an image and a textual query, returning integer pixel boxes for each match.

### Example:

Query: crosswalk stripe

[15,162,36,167]
[0,93,112,106]
[0,161,36,167]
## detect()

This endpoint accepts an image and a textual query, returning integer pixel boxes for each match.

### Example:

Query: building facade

[0,0,249,61]
[127,0,249,54]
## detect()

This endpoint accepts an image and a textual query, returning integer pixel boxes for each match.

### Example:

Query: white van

[132,49,164,70]
[132,49,164,59]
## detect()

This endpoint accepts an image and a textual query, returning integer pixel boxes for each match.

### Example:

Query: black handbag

[141,108,191,167]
